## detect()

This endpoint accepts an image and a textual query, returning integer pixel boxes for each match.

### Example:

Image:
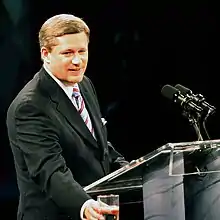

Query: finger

[89,216,99,220]
[84,214,99,220]
[85,206,104,220]
[90,201,103,214]
[95,201,112,215]
[98,200,109,207]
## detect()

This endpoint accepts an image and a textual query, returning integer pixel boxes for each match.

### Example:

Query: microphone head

[161,84,179,101]
[175,84,192,95]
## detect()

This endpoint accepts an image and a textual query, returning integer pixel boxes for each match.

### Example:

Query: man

[6,14,128,220]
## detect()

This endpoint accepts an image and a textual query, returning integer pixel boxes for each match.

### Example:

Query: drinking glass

[97,194,119,220]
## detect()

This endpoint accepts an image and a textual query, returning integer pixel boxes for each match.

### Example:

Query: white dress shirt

[43,64,78,108]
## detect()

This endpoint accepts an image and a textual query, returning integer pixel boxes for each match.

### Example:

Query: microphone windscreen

[161,85,179,100]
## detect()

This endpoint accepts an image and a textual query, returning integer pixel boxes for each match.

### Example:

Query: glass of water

[97,194,119,220]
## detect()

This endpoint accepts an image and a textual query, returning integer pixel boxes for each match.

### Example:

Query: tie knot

[72,84,80,98]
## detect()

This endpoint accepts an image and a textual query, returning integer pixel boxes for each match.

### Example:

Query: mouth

[68,68,81,71]
[68,69,83,74]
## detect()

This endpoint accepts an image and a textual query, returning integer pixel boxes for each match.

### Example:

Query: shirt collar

[43,63,78,100]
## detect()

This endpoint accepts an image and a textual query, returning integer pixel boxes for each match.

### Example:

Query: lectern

[84,139,220,220]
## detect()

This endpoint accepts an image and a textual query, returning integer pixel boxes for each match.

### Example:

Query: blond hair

[38,14,90,52]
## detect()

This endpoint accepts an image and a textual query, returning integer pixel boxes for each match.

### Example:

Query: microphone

[175,84,216,114]
[161,84,203,114]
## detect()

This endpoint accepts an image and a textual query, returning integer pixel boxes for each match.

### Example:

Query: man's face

[41,32,88,85]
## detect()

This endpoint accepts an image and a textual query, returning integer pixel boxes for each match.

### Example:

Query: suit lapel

[39,68,98,149]
[56,92,98,149]
[80,85,107,154]
[80,84,108,174]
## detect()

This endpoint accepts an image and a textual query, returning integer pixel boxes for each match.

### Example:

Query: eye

[79,50,87,53]
[62,51,72,55]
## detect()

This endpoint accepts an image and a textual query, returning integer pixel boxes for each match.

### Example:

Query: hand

[83,200,105,220]
[99,200,119,219]
[83,200,118,220]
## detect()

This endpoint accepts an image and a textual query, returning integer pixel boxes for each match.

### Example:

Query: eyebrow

[62,48,87,52]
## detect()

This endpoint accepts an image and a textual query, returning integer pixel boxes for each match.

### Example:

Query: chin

[69,75,84,84]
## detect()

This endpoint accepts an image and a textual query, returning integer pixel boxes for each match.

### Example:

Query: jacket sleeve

[14,101,91,219]
[107,141,129,171]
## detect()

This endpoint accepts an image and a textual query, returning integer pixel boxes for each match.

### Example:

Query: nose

[71,54,81,65]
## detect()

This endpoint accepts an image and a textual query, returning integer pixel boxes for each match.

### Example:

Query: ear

[41,47,50,63]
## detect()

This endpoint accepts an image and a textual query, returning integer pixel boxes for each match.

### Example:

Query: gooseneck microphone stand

[182,108,214,176]
[182,110,204,141]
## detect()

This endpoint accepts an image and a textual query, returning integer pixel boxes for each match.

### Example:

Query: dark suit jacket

[6,67,127,220]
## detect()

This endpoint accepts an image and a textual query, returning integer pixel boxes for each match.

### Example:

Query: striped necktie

[72,84,95,138]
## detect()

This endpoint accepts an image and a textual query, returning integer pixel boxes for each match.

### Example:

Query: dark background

[0,0,220,218]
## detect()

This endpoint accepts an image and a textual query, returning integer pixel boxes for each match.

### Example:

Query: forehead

[54,32,88,50]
